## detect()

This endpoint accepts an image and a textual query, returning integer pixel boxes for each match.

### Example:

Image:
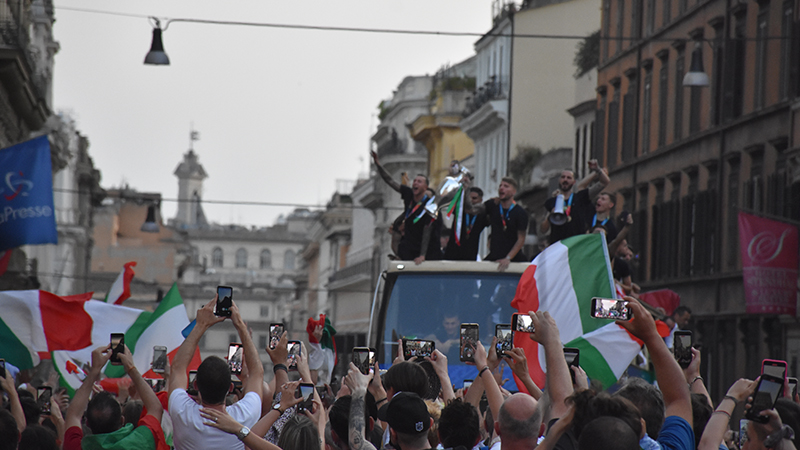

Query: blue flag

[0,136,58,251]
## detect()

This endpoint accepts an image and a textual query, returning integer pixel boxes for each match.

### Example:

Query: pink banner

[738,212,798,315]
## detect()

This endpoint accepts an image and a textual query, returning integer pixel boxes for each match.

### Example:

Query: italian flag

[511,234,641,389]
[104,261,137,305]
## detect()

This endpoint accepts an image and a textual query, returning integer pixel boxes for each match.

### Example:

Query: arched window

[236,248,248,268]
[284,250,295,270]
[212,247,223,267]
[260,249,272,269]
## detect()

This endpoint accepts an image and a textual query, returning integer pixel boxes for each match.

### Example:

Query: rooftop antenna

[189,122,200,151]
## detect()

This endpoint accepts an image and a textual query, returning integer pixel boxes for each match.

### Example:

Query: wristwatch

[236,426,250,441]
[764,424,794,448]
[272,403,284,414]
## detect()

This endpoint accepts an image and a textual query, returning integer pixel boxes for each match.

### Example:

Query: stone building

[595,0,800,398]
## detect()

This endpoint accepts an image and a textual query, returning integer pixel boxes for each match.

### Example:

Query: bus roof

[386,260,531,275]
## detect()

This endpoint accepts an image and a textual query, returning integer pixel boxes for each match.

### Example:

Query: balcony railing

[463,76,504,117]
[0,0,48,100]
[329,259,372,284]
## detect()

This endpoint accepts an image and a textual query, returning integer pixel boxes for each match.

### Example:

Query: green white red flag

[510,233,642,389]
[103,261,136,305]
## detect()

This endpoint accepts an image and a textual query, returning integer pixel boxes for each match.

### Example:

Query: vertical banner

[738,212,798,315]
[0,136,57,252]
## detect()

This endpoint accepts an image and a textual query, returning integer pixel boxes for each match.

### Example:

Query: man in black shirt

[443,187,488,261]
[372,151,436,263]
[541,160,610,245]
[484,177,529,271]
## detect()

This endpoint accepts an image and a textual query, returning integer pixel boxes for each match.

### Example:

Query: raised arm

[119,345,163,422]
[0,366,25,433]
[426,350,455,404]
[65,346,112,430]
[371,151,401,193]
[231,302,263,396]
[170,297,224,394]
[698,378,755,450]
[504,347,543,400]
[473,340,503,423]
[617,297,693,425]
[586,160,610,198]
[344,362,379,450]
[529,311,572,418]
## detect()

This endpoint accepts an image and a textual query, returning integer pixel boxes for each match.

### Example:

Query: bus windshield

[378,271,522,388]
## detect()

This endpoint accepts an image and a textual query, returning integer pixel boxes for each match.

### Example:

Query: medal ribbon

[499,202,516,231]
[564,193,574,217]
[592,214,609,227]
[406,195,428,221]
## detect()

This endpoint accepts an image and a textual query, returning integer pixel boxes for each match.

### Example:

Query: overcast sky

[53,1,492,227]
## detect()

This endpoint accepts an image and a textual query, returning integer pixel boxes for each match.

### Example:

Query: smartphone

[110,333,125,365]
[495,324,512,358]
[745,373,784,423]
[353,347,374,375]
[460,323,479,363]
[215,285,233,317]
[0,359,5,376]
[673,331,693,369]
[228,343,243,375]
[463,379,473,393]
[287,340,301,370]
[147,379,166,392]
[564,348,580,384]
[512,313,535,333]
[188,370,198,395]
[762,359,788,397]
[269,323,285,350]
[152,346,167,374]
[401,339,435,359]
[37,386,52,415]
[789,377,798,399]
[296,382,315,414]
[590,297,632,320]
[739,419,749,448]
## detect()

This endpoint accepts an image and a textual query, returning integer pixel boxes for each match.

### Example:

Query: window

[646,0,655,35]
[663,0,671,26]
[236,248,248,268]
[631,0,641,40]
[754,4,769,109]
[726,157,741,269]
[260,249,272,269]
[284,250,296,270]
[595,91,607,163]
[229,334,238,344]
[607,83,620,167]
[710,21,725,125]
[642,68,653,154]
[616,0,625,55]
[260,305,271,318]
[745,150,765,212]
[258,335,268,349]
[658,55,669,147]
[621,73,637,163]
[678,0,687,15]
[727,11,747,120]
[674,46,685,141]
[780,0,794,100]
[212,247,223,267]
[689,85,702,133]
[603,0,611,61]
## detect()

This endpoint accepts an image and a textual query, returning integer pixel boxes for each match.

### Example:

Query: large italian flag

[0,284,200,396]
[511,234,641,389]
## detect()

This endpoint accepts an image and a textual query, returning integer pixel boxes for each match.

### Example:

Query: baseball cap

[385,392,431,435]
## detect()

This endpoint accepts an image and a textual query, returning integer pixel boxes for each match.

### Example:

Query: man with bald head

[495,394,541,450]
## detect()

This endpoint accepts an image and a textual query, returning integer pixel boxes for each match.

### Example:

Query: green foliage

[509,146,543,188]
[574,30,601,79]
[428,76,477,101]
[378,100,389,121]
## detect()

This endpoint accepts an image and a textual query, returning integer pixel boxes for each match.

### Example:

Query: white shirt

[169,389,261,450]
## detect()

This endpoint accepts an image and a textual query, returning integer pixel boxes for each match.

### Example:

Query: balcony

[463,76,505,117]
[328,259,373,290]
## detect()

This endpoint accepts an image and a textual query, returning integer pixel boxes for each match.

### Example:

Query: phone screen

[110,333,125,365]
[216,286,233,317]
[37,386,52,414]
[460,324,479,363]
[152,346,167,373]
[762,361,787,378]
[674,331,693,369]
[564,348,580,366]
[463,379,473,391]
[287,340,301,369]
[790,378,798,399]
[495,324,512,357]
[402,339,435,359]
[512,313,535,333]
[746,376,783,423]
[0,359,5,376]
[228,343,243,374]
[353,347,372,375]
[591,298,631,320]
[297,383,315,413]
[269,323,284,350]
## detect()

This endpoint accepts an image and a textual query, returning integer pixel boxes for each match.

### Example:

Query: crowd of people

[2,295,797,450]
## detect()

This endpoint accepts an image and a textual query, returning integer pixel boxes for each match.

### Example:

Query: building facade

[596,0,800,398]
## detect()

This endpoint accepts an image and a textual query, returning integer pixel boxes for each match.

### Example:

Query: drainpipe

[506,9,515,177]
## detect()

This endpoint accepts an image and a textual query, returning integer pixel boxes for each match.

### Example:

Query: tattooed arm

[344,362,378,450]
[371,151,402,193]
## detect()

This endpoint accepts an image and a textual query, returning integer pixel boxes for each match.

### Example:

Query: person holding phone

[62,345,167,450]
[168,296,264,449]
[0,362,25,436]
